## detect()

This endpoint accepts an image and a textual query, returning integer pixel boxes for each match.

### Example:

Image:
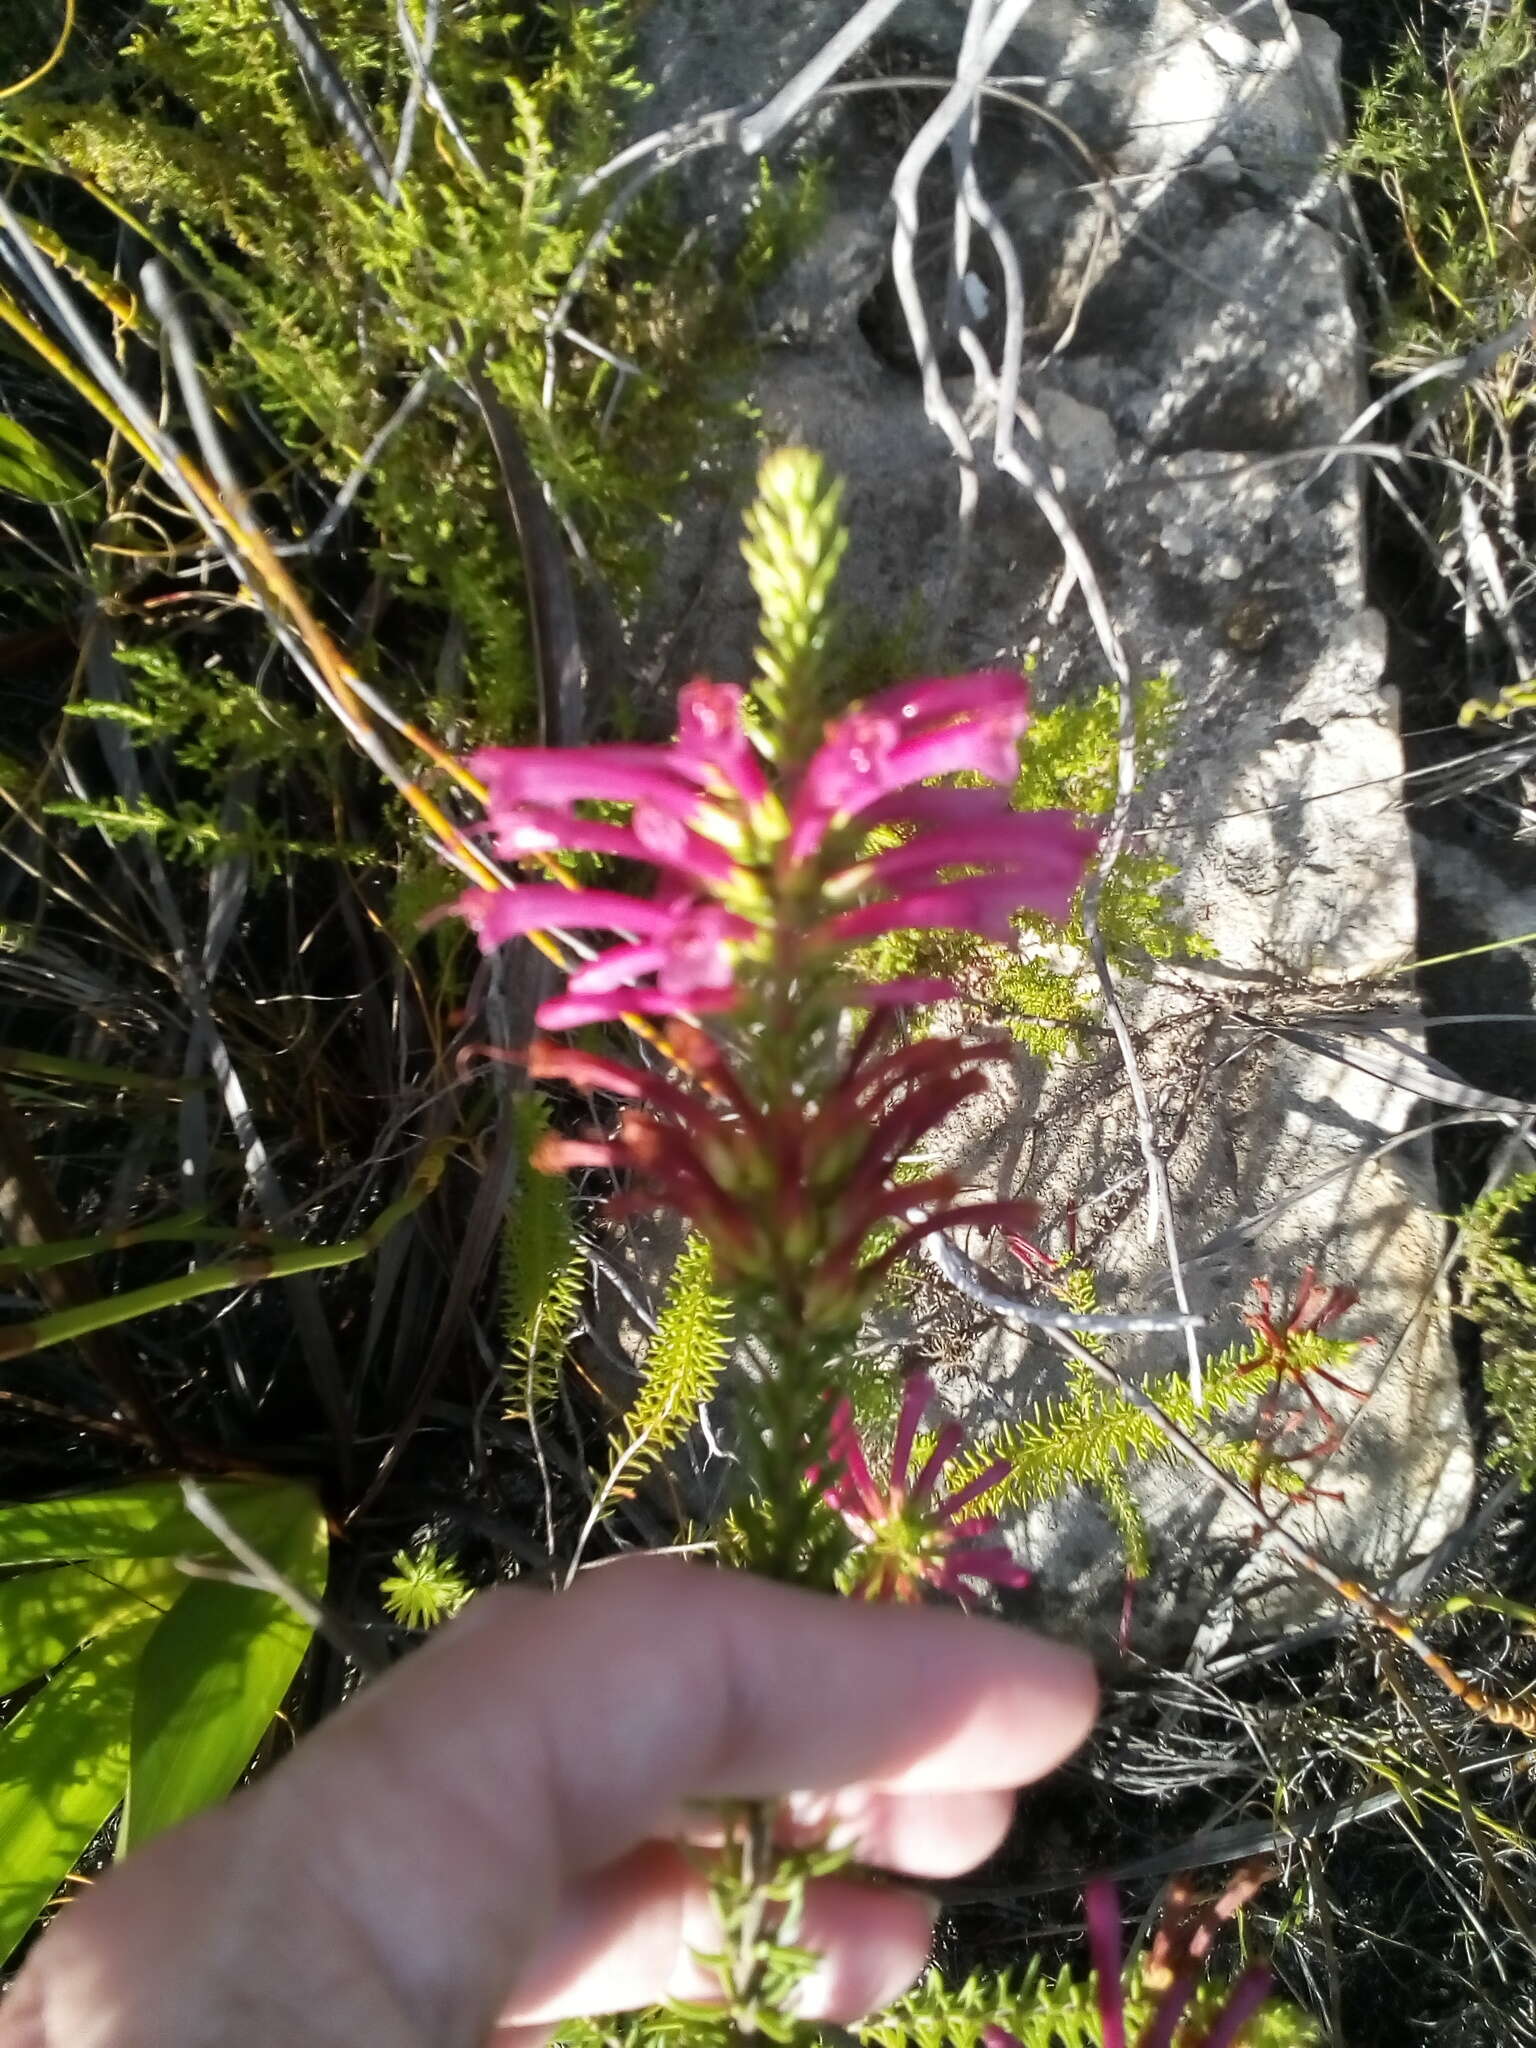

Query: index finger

[331,1557,1097,1860]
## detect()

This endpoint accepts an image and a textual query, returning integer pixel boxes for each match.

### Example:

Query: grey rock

[1032,388,1121,492]
[757,209,888,345]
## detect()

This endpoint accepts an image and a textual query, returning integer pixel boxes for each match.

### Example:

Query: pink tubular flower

[819,871,1082,949]
[819,1373,1030,1604]
[788,670,1034,859]
[449,670,1098,1029]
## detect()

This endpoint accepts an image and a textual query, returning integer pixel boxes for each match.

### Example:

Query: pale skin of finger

[499,1843,944,2026]
[489,1782,1013,2031]
[0,1557,1097,2048]
[500,1785,1015,2026]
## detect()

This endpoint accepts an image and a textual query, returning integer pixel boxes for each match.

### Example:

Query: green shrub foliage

[1459,1169,1536,1484]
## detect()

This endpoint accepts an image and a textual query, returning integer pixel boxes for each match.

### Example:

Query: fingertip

[1009,1626,1100,1756]
[784,1786,1017,1879]
[988,1625,1099,1781]
[869,1614,1099,1795]
[785,1881,941,2023]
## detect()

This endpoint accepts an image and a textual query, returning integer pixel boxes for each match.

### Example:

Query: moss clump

[1458,1169,1536,1484]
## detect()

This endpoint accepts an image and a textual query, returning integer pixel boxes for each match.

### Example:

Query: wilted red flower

[523,1019,1041,1330]
[817,1372,1030,1603]
[452,671,1097,1028]
[1239,1268,1366,1475]
[1242,1268,1358,1362]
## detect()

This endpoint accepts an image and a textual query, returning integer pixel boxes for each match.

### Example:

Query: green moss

[1457,1169,1536,1485]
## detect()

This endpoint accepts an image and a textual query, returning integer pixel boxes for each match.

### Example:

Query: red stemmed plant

[983,1871,1275,2048]
[1239,1268,1365,1492]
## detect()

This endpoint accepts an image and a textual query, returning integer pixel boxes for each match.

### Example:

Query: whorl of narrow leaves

[1094,1466,1151,1581]
[502,1095,586,1419]
[856,1961,1319,2048]
[740,445,848,758]
[946,1347,1301,1577]
[951,1352,1262,1510]
[379,1540,472,1630]
[614,1234,732,1473]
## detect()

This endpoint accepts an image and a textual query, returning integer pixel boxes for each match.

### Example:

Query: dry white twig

[922,1225,1205,1335]
[737,0,915,156]
[178,1477,385,1678]
[392,0,484,186]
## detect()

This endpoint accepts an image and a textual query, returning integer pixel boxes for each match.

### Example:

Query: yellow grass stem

[0,0,76,102]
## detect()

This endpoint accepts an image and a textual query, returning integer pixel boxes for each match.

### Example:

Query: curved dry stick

[0,0,75,101]
[923,1227,1204,1336]
[268,0,393,200]
[907,21,1204,1395]
[736,0,914,156]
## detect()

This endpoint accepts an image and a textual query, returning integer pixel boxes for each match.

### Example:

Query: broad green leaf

[0,1620,156,1967]
[0,418,90,503]
[0,1559,182,1697]
[0,1478,319,1569]
[120,1490,327,1852]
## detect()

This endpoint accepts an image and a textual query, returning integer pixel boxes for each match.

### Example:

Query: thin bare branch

[267,0,393,200]
[736,0,915,157]
[922,1225,1206,1335]
[178,1478,385,1679]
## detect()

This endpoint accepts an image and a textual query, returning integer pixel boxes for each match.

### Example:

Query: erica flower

[522,1019,1041,1330]
[451,670,1097,1028]
[818,1372,1030,1603]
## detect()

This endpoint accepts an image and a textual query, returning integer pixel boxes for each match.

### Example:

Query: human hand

[0,1557,1096,2048]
